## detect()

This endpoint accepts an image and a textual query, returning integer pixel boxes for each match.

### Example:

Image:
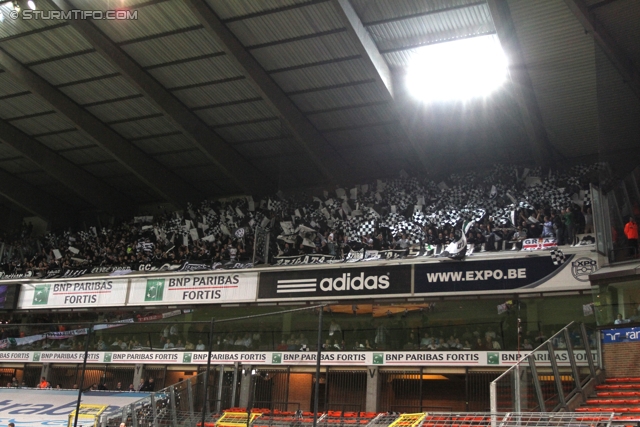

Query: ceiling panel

[0,94,53,119]
[251,32,360,71]
[58,146,114,165]
[227,1,343,47]
[0,156,41,174]
[0,25,92,64]
[86,97,162,123]
[270,57,372,92]
[194,100,275,126]
[132,133,195,155]
[30,52,118,86]
[37,130,95,151]
[60,76,140,105]
[149,55,243,89]
[121,28,223,68]
[10,113,76,136]
[86,0,201,43]
[206,0,311,20]
[172,79,258,108]
[110,116,180,139]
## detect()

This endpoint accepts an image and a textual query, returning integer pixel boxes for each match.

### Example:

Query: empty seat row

[586,399,640,405]
[605,378,640,383]
[597,391,640,397]
[596,384,640,389]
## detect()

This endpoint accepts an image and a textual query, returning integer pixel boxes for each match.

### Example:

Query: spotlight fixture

[406,35,508,103]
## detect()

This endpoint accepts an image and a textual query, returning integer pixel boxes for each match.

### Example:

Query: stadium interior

[0,0,639,426]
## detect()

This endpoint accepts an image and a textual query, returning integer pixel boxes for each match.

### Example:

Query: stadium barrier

[490,322,601,412]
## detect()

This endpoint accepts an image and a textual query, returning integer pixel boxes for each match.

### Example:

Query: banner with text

[258,265,411,300]
[602,326,640,344]
[17,279,129,309]
[0,350,596,367]
[128,272,258,305]
[414,253,598,294]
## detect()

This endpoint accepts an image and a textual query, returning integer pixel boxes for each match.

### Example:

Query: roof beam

[486,0,557,167]
[0,48,199,207]
[564,0,640,100]
[0,118,133,215]
[50,0,273,195]
[330,0,428,173]
[183,0,348,183]
[331,0,393,96]
[0,167,70,220]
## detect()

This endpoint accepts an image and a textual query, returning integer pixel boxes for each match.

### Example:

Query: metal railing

[490,322,600,413]
[99,372,208,427]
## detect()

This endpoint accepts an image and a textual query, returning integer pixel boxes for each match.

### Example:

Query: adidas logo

[276,272,390,294]
[320,273,390,291]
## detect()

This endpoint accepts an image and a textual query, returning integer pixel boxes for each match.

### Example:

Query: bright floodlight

[27,0,36,9]
[406,35,508,103]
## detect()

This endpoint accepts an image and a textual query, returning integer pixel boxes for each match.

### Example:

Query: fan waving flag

[442,220,474,260]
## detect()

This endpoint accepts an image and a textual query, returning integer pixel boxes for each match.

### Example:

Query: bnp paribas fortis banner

[127,272,258,305]
[17,279,128,309]
[0,350,597,367]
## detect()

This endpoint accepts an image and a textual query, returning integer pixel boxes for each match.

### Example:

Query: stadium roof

[0,0,638,222]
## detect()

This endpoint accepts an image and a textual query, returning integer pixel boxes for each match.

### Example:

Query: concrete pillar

[133,364,145,390]
[365,366,381,413]
[238,365,252,408]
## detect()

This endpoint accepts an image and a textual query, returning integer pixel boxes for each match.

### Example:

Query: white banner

[0,350,597,367]
[17,279,129,309]
[127,272,258,305]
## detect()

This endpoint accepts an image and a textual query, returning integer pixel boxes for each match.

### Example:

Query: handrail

[492,321,575,383]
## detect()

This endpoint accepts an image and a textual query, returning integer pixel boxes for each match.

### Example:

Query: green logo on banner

[32,284,51,305]
[372,353,384,365]
[183,353,192,363]
[104,353,112,363]
[145,279,165,301]
[272,353,282,364]
[32,352,41,362]
[487,352,500,365]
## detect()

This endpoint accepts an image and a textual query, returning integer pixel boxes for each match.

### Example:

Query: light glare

[406,35,509,103]
[27,0,36,9]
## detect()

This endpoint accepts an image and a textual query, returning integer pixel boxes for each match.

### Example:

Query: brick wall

[603,341,640,377]
[288,373,312,411]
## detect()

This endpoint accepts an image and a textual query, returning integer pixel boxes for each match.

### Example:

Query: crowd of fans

[1,163,608,278]
[0,306,598,354]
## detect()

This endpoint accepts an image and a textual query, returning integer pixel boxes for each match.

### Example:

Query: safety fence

[101,405,622,427]
[490,322,601,413]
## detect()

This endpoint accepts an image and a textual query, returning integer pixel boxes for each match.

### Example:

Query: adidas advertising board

[414,252,597,295]
[128,272,258,305]
[17,279,129,309]
[258,265,411,300]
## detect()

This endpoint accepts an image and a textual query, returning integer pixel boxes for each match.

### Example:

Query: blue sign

[602,326,640,343]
